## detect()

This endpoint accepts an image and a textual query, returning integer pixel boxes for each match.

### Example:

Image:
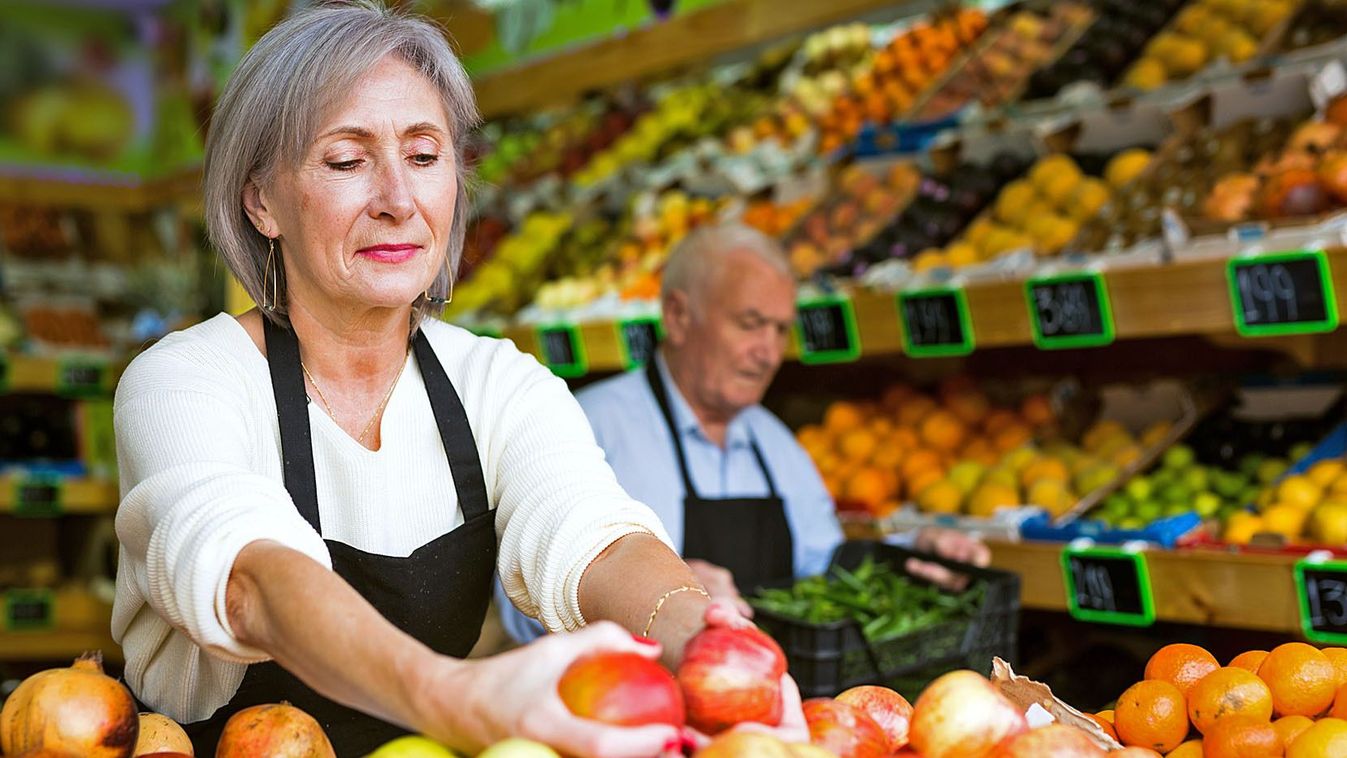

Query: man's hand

[686,559,754,619]
[906,527,991,591]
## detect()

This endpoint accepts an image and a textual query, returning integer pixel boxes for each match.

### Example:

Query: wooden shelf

[988,540,1304,634]
[0,477,119,516]
[0,167,201,213]
[501,247,1347,375]
[0,590,118,662]
[3,353,121,396]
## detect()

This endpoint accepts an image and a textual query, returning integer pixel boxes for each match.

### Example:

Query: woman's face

[249,55,457,317]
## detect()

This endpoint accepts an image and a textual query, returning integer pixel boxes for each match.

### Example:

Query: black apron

[645,361,793,595]
[184,319,497,757]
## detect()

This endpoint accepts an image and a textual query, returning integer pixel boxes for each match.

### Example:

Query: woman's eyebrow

[318,122,446,139]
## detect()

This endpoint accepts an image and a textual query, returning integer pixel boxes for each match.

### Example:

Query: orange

[994,422,1033,453]
[1164,741,1202,758]
[900,449,943,481]
[845,467,894,507]
[872,443,906,471]
[1231,650,1270,673]
[1323,647,1347,688]
[1203,715,1282,758]
[983,409,1020,436]
[1145,643,1221,696]
[825,401,865,432]
[1086,712,1118,741]
[1258,642,1338,718]
[916,480,963,515]
[890,426,919,451]
[1020,457,1070,488]
[1113,749,1162,757]
[1333,684,1347,719]
[1287,717,1347,758]
[966,482,1021,517]
[946,390,991,426]
[1021,393,1054,426]
[1096,709,1115,724]
[904,467,944,501]
[1188,667,1274,734]
[1115,679,1189,753]
[896,395,937,428]
[839,428,880,463]
[920,410,966,453]
[1274,715,1315,748]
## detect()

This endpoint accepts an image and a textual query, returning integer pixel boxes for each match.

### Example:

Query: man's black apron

[645,361,793,594]
[185,319,497,756]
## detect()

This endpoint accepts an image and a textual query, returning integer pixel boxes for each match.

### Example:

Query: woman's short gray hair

[204,0,479,326]
[661,222,793,314]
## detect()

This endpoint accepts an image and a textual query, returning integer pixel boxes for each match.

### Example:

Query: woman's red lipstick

[356,243,420,263]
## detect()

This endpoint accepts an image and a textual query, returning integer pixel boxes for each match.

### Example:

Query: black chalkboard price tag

[536,323,587,378]
[1296,559,1347,644]
[794,296,860,365]
[56,357,106,397]
[617,317,663,371]
[898,286,975,358]
[1025,273,1115,349]
[13,475,62,518]
[1061,546,1155,627]
[1227,250,1339,337]
[3,588,54,632]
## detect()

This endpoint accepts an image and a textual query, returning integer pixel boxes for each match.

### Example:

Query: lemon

[1224,512,1264,544]
[1307,460,1345,489]
[1262,504,1309,539]
[1105,149,1153,190]
[1309,503,1347,544]
[1276,475,1324,511]
[917,480,964,515]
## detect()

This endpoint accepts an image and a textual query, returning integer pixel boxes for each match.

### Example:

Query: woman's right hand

[417,621,684,758]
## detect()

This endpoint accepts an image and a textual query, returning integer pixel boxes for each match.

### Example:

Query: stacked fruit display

[446,211,574,317]
[475,101,642,187]
[1225,456,1347,546]
[1093,642,1347,756]
[782,162,921,277]
[1087,443,1269,531]
[1121,0,1294,91]
[1023,0,1185,100]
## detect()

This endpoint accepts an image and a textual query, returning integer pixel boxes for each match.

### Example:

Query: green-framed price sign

[898,286,975,358]
[794,295,860,365]
[616,317,663,371]
[536,323,588,378]
[13,474,62,518]
[1227,250,1339,337]
[1295,558,1347,645]
[1061,546,1155,627]
[56,357,107,397]
[1025,272,1115,350]
[3,588,54,632]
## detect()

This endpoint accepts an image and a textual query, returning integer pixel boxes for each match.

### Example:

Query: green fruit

[1239,453,1265,479]
[1163,445,1195,470]
[1118,516,1147,530]
[1124,477,1153,502]
[477,739,562,758]
[1193,492,1222,517]
[1257,458,1290,485]
[1135,501,1164,523]
[1211,471,1244,498]
[1164,503,1193,518]
[1182,466,1209,492]
[366,736,462,757]
[1160,483,1192,505]
[1290,442,1315,462]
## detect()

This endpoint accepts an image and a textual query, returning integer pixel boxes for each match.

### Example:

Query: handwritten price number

[542,330,575,366]
[1071,557,1117,612]
[1035,283,1095,336]
[622,322,658,367]
[800,307,839,352]
[908,297,954,345]
[1308,575,1347,629]
[1237,263,1299,324]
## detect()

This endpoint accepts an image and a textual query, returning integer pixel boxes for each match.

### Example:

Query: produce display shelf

[502,246,1347,374]
[987,539,1304,634]
[0,630,121,663]
[0,477,119,516]
[0,167,201,213]
[2,352,122,396]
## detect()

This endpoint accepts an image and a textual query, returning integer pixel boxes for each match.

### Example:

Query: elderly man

[498,223,988,642]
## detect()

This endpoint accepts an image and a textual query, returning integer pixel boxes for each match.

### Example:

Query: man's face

[665,248,796,419]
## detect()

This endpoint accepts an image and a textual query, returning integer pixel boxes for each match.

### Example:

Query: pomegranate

[988,724,1106,757]
[0,652,139,758]
[133,713,192,756]
[801,698,889,758]
[676,626,786,734]
[1260,168,1330,218]
[909,670,1028,758]
[557,651,684,727]
[214,703,334,758]
[836,685,913,751]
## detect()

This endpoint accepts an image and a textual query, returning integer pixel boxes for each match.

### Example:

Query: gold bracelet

[642,585,709,638]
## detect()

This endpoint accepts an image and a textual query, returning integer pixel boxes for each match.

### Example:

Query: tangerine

[1020,393,1054,426]
[1287,717,1347,758]
[896,396,937,428]
[1145,643,1221,697]
[1273,715,1315,749]
[946,390,991,427]
[983,409,1020,436]
[825,402,866,432]
[1115,680,1189,754]
[872,443,906,471]
[1164,741,1202,758]
[845,467,895,507]
[1332,684,1347,720]
[1188,667,1274,734]
[1203,716,1282,758]
[994,423,1033,453]
[920,410,967,453]
[1113,749,1161,758]
[1258,642,1338,718]
[839,429,880,463]
[1322,647,1347,688]
[900,449,944,482]
[1086,712,1118,741]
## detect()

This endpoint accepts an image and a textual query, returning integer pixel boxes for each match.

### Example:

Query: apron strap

[263,317,323,531]
[746,434,781,499]
[413,331,490,521]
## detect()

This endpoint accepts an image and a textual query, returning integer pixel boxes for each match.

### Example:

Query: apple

[476,739,560,758]
[988,724,1105,757]
[802,698,888,758]
[836,685,912,751]
[364,735,461,757]
[558,652,684,727]
[677,626,786,734]
[909,671,1028,758]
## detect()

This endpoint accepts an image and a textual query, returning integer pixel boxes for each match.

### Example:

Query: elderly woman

[111,3,797,756]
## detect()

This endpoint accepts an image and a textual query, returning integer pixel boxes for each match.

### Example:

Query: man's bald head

[661,222,793,318]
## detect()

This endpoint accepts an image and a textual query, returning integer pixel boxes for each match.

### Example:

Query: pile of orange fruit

[1089,642,1347,756]
[796,378,1054,517]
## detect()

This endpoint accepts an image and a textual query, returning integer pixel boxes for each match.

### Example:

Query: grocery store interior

[7,0,1347,755]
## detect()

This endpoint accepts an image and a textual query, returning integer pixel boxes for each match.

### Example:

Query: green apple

[1124,477,1153,502]
[1193,492,1222,518]
[477,739,561,758]
[1160,483,1192,505]
[1290,442,1315,462]
[1135,501,1164,523]
[1118,516,1147,530]
[1163,503,1192,518]
[1181,466,1209,493]
[365,736,461,758]
[1257,458,1290,485]
[1239,453,1265,479]
[1163,444,1195,471]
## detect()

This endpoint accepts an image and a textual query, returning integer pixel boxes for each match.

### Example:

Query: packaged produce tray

[752,540,1020,700]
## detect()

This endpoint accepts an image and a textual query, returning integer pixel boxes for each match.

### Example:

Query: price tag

[1061,547,1155,627]
[1296,559,1347,644]
[794,296,860,365]
[1025,272,1115,350]
[617,317,663,371]
[1227,250,1339,337]
[898,287,975,358]
[12,475,62,517]
[536,324,587,378]
[3,588,54,632]
[56,357,106,397]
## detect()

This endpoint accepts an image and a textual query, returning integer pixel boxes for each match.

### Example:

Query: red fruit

[214,703,334,758]
[1320,152,1347,203]
[558,652,684,727]
[988,724,1105,757]
[802,699,889,758]
[692,732,795,757]
[836,685,913,751]
[677,626,786,735]
[909,670,1028,758]
[1260,169,1330,218]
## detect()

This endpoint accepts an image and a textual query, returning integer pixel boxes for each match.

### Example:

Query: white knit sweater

[111,313,672,723]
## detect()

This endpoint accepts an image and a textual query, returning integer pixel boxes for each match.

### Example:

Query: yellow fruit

[917,480,964,515]
[946,460,986,495]
[1002,447,1039,473]
[1069,178,1112,222]
[1159,36,1210,77]
[1308,460,1345,490]
[913,248,949,272]
[995,180,1037,224]
[1083,420,1130,453]
[1026,213,1079,255]
[1021,457,1070,488]
[984,466,1019,490]
[1029,154,1082,189]
[1309,503,1347,545]
[1106,149,1152,190]
[1262,504,1309,540]
[1216,29,1258,63]
[1125,58,1168,90]
[1277,476,1324,511]
[945,242,980,268]
[1040,171,1083,210]
[967,482,1021,517]
[1028,478,1076,518]
[1225,512,1265,544]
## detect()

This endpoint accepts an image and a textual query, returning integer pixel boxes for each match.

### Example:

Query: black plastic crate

[754,540,1020,700]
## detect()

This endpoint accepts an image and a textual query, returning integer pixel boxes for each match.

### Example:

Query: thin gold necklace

[301,347,410,445]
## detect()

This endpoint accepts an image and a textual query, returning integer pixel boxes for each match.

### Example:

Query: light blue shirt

[497,354,844,643]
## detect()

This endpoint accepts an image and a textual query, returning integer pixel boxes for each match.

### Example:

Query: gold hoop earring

[424,275,453,306]
[261,237,278,311]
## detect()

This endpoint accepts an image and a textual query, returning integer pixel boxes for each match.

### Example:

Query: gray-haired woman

[110,2,803,755]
